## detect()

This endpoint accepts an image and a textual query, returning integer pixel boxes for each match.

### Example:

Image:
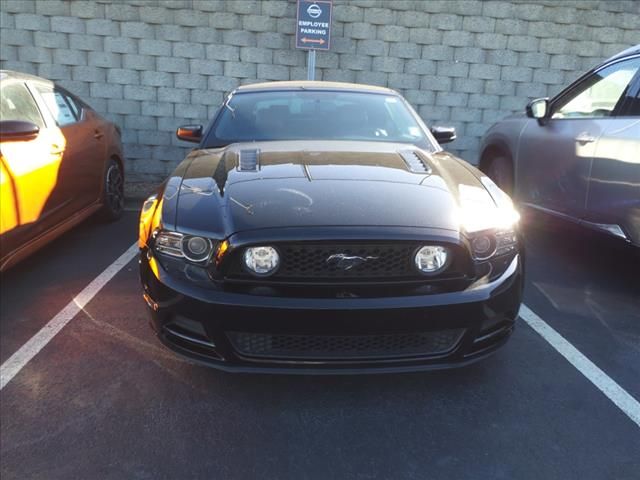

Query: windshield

[205,90,434,149]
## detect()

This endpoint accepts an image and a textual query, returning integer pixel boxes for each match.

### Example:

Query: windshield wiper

[223,94,235,119]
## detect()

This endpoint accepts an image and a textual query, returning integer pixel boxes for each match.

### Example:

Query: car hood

[165,141,497,237]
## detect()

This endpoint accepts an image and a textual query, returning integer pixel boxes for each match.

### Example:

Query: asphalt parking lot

[1,209,639,480]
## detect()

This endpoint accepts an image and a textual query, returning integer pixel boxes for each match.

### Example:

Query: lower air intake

[226,330,464,361]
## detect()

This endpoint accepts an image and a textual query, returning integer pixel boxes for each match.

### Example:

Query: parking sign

[296,0,332,50]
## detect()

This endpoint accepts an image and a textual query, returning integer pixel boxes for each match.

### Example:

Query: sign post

[295,0,332,81]
[307,50,316,81]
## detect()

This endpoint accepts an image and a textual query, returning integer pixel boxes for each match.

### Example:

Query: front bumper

[140,252,523,374]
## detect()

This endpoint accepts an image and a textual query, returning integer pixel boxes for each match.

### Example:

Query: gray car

[479,45,640,247]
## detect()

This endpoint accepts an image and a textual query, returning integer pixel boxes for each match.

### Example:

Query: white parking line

[0,243,139,390]
[520,304,640,428]
[2,248,639,430]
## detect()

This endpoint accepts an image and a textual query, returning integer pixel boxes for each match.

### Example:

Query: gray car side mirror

[526,98,550,125]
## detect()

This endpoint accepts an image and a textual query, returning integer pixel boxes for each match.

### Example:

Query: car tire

[100,158,124,221]
[485,155,514,196]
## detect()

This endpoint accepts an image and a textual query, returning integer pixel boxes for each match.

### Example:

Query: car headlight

[154,231,183,257]
[414,245,449,274]
[183,236,213,262]
[243,246,280,276]
[154,230,214,263]
[470,234,493,260]
[469,229,518,261]
[494,229,518,256]
[457,180,520,234]
[456,179,520,261]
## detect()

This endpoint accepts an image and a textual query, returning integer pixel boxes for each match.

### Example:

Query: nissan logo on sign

[307,3,322,18]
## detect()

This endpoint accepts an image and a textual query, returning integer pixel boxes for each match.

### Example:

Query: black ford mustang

[139,81,523,374]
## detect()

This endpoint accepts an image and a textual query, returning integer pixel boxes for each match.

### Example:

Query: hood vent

[399,150,432,174]
[239,149,259,171]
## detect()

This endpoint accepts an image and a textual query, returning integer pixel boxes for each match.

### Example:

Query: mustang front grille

[226,242,471,284]
[226,330,465,361]
[278,243,413,278]
[227,242,453,280]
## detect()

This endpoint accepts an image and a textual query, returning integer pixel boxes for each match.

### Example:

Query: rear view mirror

[0,120,40,142]
[430,126,456,144]
[526,98,549,121]
[176,124,203,143]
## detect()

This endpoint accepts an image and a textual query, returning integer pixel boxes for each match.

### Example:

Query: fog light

[414,246,449,274]
[244,246,280,276]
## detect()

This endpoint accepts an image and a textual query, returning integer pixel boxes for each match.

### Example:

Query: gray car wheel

[100,158,124,221]
[486,155,514,196]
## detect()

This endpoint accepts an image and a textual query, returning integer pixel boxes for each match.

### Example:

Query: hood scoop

[399,150,432,174]
[239,149,260,171]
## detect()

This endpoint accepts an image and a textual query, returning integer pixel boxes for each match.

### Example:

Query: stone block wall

[1,0,638,192]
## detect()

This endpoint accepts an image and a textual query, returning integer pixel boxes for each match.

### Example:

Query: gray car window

[552,57,640,119]
[62,92,81,119]
[0,82,45,128]
[35,86,79,127]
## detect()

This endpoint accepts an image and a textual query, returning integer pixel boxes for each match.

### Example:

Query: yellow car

[0,70,125,271]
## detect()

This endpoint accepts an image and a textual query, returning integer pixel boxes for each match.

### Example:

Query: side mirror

[431,126,456,144]
[0,120,40,142]
[176,124,203,143]
[526,98,549,124]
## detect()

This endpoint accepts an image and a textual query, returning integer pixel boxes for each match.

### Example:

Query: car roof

[603,44,640,63]
[0,69,54,87]
[234,80,397,95]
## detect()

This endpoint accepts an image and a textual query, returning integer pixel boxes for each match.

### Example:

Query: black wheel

[485,155,514,196]
[100,158,124,221]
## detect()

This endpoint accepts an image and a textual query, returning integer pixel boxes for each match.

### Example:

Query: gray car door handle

[575,132,596,143]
